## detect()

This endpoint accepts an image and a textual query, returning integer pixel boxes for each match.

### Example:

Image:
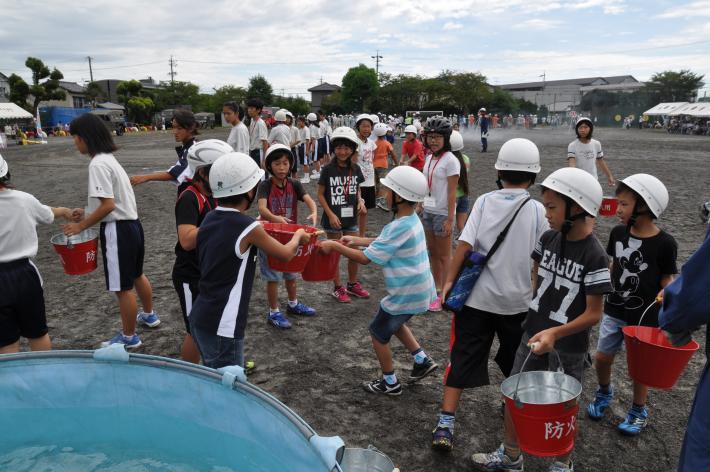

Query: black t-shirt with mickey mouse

[526,230,613,353]
[605,225,678,326]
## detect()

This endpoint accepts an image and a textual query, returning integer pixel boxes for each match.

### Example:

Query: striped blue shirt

[364,214,436,315]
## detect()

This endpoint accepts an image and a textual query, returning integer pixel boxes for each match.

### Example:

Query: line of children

[63,113,159,349]
[257,144,318,329]
[372,122,397,211]
[587,173,677,435]
[320,166,438,395]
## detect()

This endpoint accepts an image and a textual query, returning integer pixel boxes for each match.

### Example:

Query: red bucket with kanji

[599,196,618,217]
[50,229,99,275]
[262,223,318,273]
[302,240,341,282]
[501,355,582,457]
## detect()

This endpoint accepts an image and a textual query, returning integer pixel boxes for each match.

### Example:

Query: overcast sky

[2,0,709,99]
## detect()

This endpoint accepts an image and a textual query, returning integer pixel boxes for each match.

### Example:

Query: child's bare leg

[134,274,153,313]
[393,324,419,352]
[267,281,279,309]
[285,279,297,301]
[0,341,20,354]
[28,334,51,352]
[594,351,614,385]
[116,290,138,336]
[358,212,367,238]
[371,335,394,373]
[181,334,200,364]
[327,232,342,288]
[633,381,648,406]
[441,386,464,413]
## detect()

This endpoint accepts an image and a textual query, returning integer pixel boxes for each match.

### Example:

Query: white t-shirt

[248,118,268,151]
[422,151,460,216]
[567,138,603,180]
[459,189,549,314]
[290,126,300,146]
[227,122,249,154]
[299,126,310,143]
[267,124,292,147]
[0,189,54,263]
[87,153,138,222]
[357,136,376,187]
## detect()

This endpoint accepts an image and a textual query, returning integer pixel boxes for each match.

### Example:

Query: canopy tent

[0,102,33,120]
[667,102,710,118]
[643,102,688,116]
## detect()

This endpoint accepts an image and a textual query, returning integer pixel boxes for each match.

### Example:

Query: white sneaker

[300,176,311,184]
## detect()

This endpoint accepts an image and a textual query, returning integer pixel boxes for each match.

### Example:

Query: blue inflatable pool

[0,347,349,471]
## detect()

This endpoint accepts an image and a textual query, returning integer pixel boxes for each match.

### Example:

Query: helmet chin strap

[626,199,651,234]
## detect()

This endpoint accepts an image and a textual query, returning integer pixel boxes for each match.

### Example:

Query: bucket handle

[635,298,662,337]
[512,345,565,409]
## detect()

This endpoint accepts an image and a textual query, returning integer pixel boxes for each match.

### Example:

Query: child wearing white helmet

[188,152,311,369]
[267,109,292,149]
[171,139,232,364]
[432,138,548,453]
[400,124,425,171]
[223,102,249,154]
[372,122,397,211]
[567,117,615,187]
[354,114,377,238]
[471,167,612,472]
[0,153,74,354]
[297,116,312,183]
[317,126,369,303]
[307,113,321,179]
[320,166,438,396]
[588,174,677,436]
[257,144,318,329]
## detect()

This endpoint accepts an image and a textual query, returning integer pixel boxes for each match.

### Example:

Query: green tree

[85,81,106,107]
[320,91,345,115]
[341,64,378,112]
[7,74,31,111]
[246,75,273,104]
[11,57,66,116]
[272,96,311,116]
[126,96,155,124]
[490,88,518,114]
[116,80,144,107]
[645,70,705,102]
[434,70,491,114]
[154,81,201,110]
[210,85,247,113]
[378,73,427,115]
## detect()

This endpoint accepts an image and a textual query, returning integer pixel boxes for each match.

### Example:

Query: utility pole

[87,56,94,83]
[168,55,177,86]
[371,50,383,80]
[539,71,546,107]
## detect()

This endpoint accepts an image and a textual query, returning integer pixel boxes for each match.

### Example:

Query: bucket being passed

[622,325,699,389]
[501,350,582,457]
[263,223,317,273]
[339,446,394,472]
[599,196,618,217]
[50,229,99,275]
[302,241,341,282]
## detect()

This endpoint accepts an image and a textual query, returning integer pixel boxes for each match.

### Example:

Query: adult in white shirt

[567,117,615,187]
[223,101,249,154]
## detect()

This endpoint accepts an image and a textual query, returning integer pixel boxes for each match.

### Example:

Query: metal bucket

[338,446,394,472]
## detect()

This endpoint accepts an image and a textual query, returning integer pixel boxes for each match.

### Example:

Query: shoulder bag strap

[484,196,532,263]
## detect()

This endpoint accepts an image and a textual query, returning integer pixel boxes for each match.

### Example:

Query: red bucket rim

[622,326,700,352]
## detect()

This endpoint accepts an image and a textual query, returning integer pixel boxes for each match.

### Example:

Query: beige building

[37,81,89,109]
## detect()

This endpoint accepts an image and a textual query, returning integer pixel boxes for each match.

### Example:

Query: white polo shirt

[0,189,54,262]
[87,153,138,222]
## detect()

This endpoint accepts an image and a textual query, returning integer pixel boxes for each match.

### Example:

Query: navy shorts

[172,276,199,334]
[249,149,262,167]
[361,186,376,209]
[298,143,309,166]
[369,306,414,344]
[0,259,47,347]
[100,220,145,292]
[290,147,299,173]
[317,137,328,159]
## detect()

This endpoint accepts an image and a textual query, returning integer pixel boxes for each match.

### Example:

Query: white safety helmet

[373,122,388,137]
[330,126,360,148]
[541,167,603,217]
[0,153,8,179]
[274,109,288,122]
[264,143,294,169]
[404,125,417,135]
[479,107,487,112]
[284,110,294,119]
[381,166,428,202]
[370,114,380,124]
[355,113,373,127]
[209,152,265,199]
[187,139,234,171]
[495,138,541,173]
[307,112,318,122]
[620,173,669,218]
[450,130,464,152]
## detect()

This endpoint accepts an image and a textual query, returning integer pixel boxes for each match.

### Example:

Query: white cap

[541,167,603,216]
[210,152,265,199]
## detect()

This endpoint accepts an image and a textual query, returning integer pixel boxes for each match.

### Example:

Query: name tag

[341,206,354,218]
[423,196,436,208]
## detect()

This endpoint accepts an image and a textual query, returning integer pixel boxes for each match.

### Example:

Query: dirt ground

[3,125,709,471]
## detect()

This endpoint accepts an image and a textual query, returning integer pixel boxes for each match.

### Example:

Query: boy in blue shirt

[320,166,438,395]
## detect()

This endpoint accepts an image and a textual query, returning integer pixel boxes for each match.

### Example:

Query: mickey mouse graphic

[608,238,647,310]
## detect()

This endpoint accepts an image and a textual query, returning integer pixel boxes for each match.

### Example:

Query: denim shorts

[511,332,586,383]
[369,306,414,344]
[596,313,628,356]
[420,211,448,236]
[258,249,298,282]
[190,321,245,369]
[456,195,470,214]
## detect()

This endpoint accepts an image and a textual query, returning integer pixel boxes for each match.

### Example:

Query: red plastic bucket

[599,196,618,217]
[302,241,341,282]
[50,229,99,275]
[622,325,699,389]
[262,223,317,273]
[501,350,582,457]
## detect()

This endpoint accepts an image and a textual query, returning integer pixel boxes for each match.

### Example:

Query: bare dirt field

[3,125,709,471]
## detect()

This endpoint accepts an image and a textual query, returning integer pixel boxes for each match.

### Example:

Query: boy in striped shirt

[320,166,438,396]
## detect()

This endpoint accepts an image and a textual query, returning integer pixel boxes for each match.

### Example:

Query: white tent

[642,102,688,116]
[667,102,710,118]
[0,102,33,120]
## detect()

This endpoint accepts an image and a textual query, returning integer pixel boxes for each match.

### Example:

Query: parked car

[90,109,126,136]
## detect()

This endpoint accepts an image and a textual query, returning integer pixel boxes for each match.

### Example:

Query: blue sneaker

[286,302,316,317]
[471,444,524,471]
[587,386,614,420]
[137,310,160,328]
[549,460,574,472]
[101,333,142,349]
[618,406,648,436]
[267,311,292,329]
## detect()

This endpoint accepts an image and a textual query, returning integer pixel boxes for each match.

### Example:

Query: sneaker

[410,357,439,382]
[431,426,454,452]
[267,311,292,329]
[428,296,442,312]
[587,387,614,420]
[300,176,311,184]
[376,197,390,211]
[287,302,316,317]
[549,460,574,472]
[136,310,160,328]
[101,333,142,350]
[245,360,256,375]
[362,378,402,396]
[617,406,648,436]
[332,286,351,303]
[311,171,320,179]
[346,281,370,298]
[471,444,524,471]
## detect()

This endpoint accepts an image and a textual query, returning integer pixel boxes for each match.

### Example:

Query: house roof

[58,81,87,94]
[0,71,8,81]
[96,101,125,110]
[499,75,639,90]
[308,82,341,92]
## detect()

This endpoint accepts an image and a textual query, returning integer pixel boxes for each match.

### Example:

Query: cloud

[655,1,710,18]
[443,22,463,30]
[513,19,561,30]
